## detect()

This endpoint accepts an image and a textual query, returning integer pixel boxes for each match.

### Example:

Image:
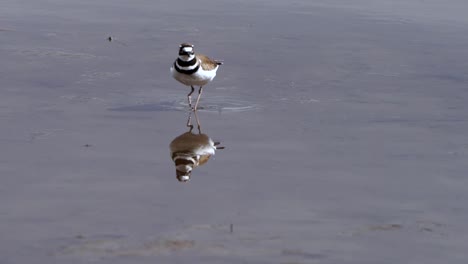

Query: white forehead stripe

[182,47,193,52]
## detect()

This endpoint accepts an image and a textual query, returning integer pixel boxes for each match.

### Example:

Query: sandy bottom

[1,0,468,263]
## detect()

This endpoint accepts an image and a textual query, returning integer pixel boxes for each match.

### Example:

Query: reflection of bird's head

[178,43,195,60]
[176,169,191,182]
[173,155,195,183]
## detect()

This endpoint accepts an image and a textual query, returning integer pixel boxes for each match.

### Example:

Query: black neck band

[174,61,199,75]
[177,58,197,67]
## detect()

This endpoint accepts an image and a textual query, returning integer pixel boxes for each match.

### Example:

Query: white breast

[171,61,219,86]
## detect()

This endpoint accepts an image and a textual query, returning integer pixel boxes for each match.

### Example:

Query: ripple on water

[109,96,259,113]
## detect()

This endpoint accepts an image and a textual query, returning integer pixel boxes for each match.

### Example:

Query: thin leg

[193,86,203,111]
[186,112,193,132]
[187,86,195,108]
[193,111,201,134]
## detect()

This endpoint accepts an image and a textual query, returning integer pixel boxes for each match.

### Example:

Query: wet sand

[1,0,468,263]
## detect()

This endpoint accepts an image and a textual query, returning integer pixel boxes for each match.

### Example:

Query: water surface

[1,1,468,263]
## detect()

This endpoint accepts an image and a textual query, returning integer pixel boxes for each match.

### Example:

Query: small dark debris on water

[83,144,92,147]
[368,224,402,231]
[420,227,433,232]
[230,223,234,234]
[107,36,128,46]
[75,234,85,239]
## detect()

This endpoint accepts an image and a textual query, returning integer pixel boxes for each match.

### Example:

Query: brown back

[197,54,222,71]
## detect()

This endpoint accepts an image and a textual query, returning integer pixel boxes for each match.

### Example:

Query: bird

[170,43,222,111]
[169,112,224,182]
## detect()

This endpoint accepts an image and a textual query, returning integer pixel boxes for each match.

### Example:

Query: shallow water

[2,0,468,263]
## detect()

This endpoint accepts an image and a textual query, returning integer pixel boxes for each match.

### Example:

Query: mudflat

[1,0,468,263]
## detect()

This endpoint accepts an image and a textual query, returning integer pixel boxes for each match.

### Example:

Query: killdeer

[170,43,222,111]
[169,112,224,182]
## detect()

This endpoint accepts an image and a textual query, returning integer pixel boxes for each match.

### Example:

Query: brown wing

[197,54,222,71]
[198,154,212,166]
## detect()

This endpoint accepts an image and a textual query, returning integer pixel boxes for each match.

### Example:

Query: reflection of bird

[170,43,222,111]
[169,112,224,182]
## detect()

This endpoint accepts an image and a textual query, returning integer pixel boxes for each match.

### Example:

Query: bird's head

[178,43,195,61]
[176,168,192,183]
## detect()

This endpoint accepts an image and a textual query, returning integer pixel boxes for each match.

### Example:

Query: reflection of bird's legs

[187,86,195,108]
[186,112,193,133]
[193,86,203,111]
[193,110,201,134]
